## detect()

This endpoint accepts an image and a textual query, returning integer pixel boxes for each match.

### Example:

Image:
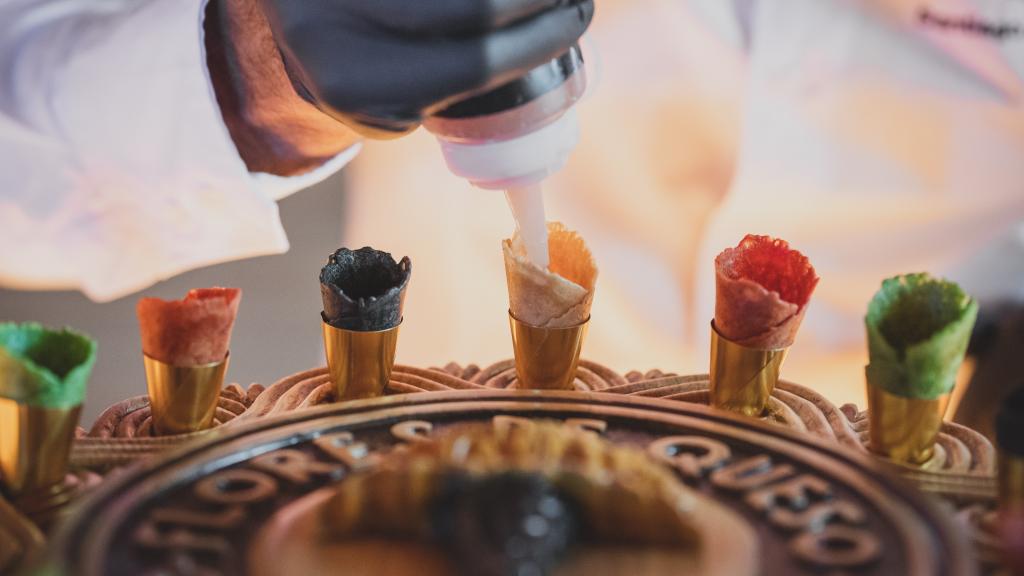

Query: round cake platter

[49,389,974,576]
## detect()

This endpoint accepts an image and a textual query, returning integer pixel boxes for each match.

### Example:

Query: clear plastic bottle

[424,46,587,267]
[423,46,587,191]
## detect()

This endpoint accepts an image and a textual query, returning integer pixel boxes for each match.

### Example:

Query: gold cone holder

[509,312,589,391]
[144,353,227,436]
[0,491,44,574]
[0,398,81,499]
[709,322,788,417]
[1000,451,1024,513]
[322,321,400,402]
[866,383,950,466]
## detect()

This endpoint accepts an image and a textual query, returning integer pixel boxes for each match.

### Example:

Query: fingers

[297,1,592,110]
[480,0,593,81]
[275,0,594,130]
[286,18,489,125]
[344,0,589,35]
[490,0,582,28]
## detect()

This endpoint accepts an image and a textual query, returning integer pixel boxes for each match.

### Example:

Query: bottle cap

[426,45,586,189]
[436,46,584,119]
[436,108,579,190]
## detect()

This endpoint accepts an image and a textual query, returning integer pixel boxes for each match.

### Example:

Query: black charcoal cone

[320,247,411,332]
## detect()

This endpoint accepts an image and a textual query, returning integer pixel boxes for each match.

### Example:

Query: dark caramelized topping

[431,472,579,576]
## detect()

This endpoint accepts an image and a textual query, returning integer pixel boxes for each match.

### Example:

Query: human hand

[258,0,594,137]
[206,0,363,176]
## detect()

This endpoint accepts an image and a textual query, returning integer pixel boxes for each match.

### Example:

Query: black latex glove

[257,0,594,137]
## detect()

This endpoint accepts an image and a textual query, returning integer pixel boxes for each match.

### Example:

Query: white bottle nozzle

[434,109,580,191]
[424,48,586,270]
[505,185,549,269]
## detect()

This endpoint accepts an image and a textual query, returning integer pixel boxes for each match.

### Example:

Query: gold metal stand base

[9,475,79,529]
[144,354,227,436]
[322,321,400,402]
[509,312,589,391]
[0,399,80,498]
[867,384,950,466]
[709,322,788,417]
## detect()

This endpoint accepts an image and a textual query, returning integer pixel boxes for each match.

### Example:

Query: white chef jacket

[0,0,358,302]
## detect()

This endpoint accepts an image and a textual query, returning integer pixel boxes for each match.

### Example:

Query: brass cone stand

[709,322,788,417]
[144,353,228,436]
[0,399,80,498]
[866,384,950,466]
[322,321,400,402]
[509,312,589,391]
[0,398,82,530]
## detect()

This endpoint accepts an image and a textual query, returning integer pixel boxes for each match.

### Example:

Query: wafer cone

[864,274,977,465]
[137,287,241,366]
[504,222,596,390]
[503,222,596,329]
[714,235,818,349]
[320,248,411,332]
[710,235,818,416]
[320,248,410,401]
[137,288,240,435]
[0,323,94,501]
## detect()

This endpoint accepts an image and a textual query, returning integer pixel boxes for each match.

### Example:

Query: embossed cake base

[68,359,1004,573]
[52,391,974,576]
[71,383,262,471]
[222,360,994,476]
[75,360,996,479]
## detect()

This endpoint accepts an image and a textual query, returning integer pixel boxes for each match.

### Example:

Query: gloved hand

[257,0,595,137]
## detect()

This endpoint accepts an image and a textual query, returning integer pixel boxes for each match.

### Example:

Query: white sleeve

[0,0,359,302]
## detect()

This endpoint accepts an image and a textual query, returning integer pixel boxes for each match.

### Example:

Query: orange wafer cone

[503,222,597,390]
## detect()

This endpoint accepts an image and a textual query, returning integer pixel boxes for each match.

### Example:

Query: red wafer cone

[710,235,818,416]
[137,288,241,366]
[714,235,818,349]
[136,288,240,435]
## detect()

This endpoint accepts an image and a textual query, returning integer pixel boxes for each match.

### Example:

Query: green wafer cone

[865,274,978,400]
[0,323,96,408]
